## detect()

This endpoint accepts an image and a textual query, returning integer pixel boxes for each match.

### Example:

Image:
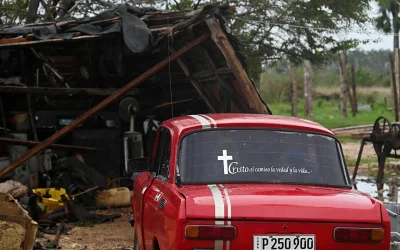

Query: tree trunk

[389,53,399,121]
[57,0,76,20]
[290,62,297,117]
[339,51,348,118]
[304,60,313,120]
[396,49,400,122]
[26,0,40,23]
[393,7,399,51]
[351,64,358,116]
[342,53,355,116]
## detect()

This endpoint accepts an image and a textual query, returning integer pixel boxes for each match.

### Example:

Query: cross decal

[218,150,233,175]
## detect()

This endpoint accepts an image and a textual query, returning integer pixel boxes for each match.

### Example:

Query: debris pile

[0,2,271,249]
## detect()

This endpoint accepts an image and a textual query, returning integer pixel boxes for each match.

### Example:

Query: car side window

[151,128,165,173]
[157,130,171,181]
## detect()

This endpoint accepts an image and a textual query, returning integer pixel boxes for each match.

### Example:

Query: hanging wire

[167,18,174,118]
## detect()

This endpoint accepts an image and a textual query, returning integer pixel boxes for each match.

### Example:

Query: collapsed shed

[0,3,271,189]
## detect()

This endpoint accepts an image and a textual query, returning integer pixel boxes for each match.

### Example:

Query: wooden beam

[0,137,97,152]
[0,33,210,178]
[205,17,271,114]
[0,86,138,96]
[191,68,232,79]
[0,34,105,48]
[171,48,217,113]
[199,44,249,113]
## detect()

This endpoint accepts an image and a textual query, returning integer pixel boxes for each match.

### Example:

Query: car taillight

[185,225,236,240]
[334,227,384,242]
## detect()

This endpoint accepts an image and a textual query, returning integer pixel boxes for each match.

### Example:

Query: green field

[268,98,395,129]
[259,68,395,129]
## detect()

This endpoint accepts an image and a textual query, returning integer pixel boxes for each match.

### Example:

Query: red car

[130,114,390,250]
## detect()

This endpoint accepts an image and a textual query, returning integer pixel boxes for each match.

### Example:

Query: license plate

[253,235,315,250]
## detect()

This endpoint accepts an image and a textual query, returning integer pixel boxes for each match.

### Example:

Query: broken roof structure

[0,3,271,178]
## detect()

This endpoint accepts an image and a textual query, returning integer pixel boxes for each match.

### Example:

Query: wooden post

[290,62,297,117]
[304,60,313,120]
[351,64,358,115]
[389,53,399,121]
[339,51,348,118]
[396,48,400,122]
[344,54,355,117]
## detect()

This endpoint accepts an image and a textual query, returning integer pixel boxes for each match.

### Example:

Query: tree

[375,0,400,121]
[1,0,374,81]
[375,0,399,50]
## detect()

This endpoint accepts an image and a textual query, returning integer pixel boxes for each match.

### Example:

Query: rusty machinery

[352,116,400,195]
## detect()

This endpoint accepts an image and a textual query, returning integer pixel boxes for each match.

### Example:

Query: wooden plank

[192,36,248,112]
[0,137,97,152]
[205,17,270,114]
[350,132,371,140]
[172,48,217,113]
[0,86,138,96]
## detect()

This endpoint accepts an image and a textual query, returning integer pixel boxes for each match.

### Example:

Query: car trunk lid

[178,184,382,223]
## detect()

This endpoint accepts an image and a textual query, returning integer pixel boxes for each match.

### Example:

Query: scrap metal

[0,3,271,180]
[0,33,210,177]
[352,116,400,200]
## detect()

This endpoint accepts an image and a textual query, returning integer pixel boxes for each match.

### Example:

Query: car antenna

[176,165,182,187]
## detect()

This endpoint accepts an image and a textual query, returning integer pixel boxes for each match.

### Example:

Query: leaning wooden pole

[0,33,210,178]
[290,62,297,117]
[303,60,313,120]
[339,51,348,118]
[396,48,400,122]
[351,64,358,116]
[389,53,399,121]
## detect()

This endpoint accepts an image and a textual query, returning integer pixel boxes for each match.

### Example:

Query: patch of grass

[345,156,377,167]
[268,98,394,129]
[337,136,360,143]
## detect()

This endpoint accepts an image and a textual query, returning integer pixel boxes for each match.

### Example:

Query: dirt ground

[38,207,134,250]
[35,142,390,250]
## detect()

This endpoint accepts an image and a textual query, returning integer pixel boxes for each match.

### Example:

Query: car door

[142,127,172,249]
[134,127,164,250]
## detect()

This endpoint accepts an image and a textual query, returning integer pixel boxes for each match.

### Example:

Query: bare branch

[92,0,115,8]
[26,0,40,23]
[173,0,181,10]
[194,0,202,10]
[39,0,55,21]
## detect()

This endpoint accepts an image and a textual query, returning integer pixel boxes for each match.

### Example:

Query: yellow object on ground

[33,188,68,213]
[96,187,132,208]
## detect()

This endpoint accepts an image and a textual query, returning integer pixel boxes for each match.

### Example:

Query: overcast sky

[347,2,392,51]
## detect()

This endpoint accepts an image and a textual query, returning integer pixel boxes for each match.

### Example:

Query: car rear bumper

[174,220,390,250]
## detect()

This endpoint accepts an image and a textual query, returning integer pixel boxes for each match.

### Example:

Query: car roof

[162,113,334,137]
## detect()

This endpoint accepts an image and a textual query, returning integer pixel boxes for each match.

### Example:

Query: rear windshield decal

[218,150,312,175]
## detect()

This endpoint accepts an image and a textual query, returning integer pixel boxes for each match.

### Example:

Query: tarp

[0,4,154,54]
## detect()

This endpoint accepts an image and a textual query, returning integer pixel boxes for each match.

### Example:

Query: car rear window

[178,129,348,186]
